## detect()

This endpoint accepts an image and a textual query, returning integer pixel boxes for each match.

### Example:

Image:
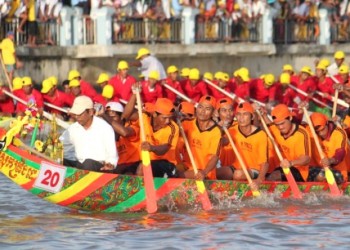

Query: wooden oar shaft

[3,89,69,129]
[288,85,332,109]
[44,102,68,113]
[332,89,339,119]
[204,79,244,103]
[162,83,193,103]
[315,91,349,108]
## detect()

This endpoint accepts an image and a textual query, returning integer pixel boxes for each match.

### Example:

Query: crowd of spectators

[0,0,350,45]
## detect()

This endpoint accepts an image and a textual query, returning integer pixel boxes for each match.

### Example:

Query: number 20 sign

[34,161,66,193]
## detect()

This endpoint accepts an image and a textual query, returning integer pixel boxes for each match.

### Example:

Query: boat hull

[1,144,350,213]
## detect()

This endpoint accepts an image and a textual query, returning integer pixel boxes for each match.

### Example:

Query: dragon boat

[1,139,350,213]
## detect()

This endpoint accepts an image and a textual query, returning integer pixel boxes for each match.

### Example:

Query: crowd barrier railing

[195,16,261,43]
[273,18,319,44]
[112,17,183,44]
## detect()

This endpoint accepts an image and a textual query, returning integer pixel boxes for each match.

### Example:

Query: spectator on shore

[0,31,22,86]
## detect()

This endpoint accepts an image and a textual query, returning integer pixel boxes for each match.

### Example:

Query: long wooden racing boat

[1,140,350,213]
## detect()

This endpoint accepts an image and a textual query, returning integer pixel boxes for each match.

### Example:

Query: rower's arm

[122,93,137,121]
[203,155,219,177]
[257,162,269,182]
[149,143,170,156]
[289,155,311,168]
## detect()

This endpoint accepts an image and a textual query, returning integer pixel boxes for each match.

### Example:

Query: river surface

[1,174,350,249]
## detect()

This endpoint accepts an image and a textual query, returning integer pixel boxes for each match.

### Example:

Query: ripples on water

[1,175,350,250]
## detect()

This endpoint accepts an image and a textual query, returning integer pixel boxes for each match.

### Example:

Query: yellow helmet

[68,70,80,81]
[189,68,200,80]
[237,67,250,82]
[280,73,290,85]
[180,67,190,77]
[214,71,223,80]
[203,72,213,81]
[149,70,160,80]
[117,60,129,70]
[136,48,150,60]
[339,64,349,74]
[48,76,58,86]
[283,64,293,71]
[22,76,32,86]
[167,65,178,74]
[69,79,80,87]
[319,58,330,68]
[264,74,275,86]
[220,72,230,81]
[96,73,110,84]
[102,85,114,99]
[334,50,345,59]
[316,63,327,71]
[41,79,54,94]
[300,66,313,75]
[12,77,22,90]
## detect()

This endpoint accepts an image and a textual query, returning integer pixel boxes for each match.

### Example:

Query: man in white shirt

[130,48,167,80]
[63,95,118,171]
[328,50,346,76]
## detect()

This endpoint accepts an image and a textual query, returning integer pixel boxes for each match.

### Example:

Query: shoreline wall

[13,43,350,86]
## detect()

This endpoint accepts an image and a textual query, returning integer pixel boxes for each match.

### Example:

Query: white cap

[69,96,93,115]
[106,102,124,113]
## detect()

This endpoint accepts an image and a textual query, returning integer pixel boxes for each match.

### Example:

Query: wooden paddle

[176,119,212,210]
[162,82,194,103]
[315,90,349,108]
[135,90,158,213]
[223,127,261,197]
[3,89,69,129]
[288,84,332,109]
[255,109,303,199]
[203,79,244,103]
[44,102,69,113]
[302,107,342,196]
[332,88,339,119]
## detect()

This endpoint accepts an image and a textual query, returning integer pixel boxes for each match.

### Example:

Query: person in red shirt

[101,84,120,104]
[41,78,74,116]
[141,70,163,103]
[232,67,251,101]
[96,73,110,89]
[250,74,281,107]
[67,69,103,103]
[179,67,190,88]
[69,79,105,105]
[334,64,349,85]
[109,60,136,101]
[14,76,43,116]
[163,65,184,103]
[182,68,208,102]
[0,84,15,116]
[278,73,295,106]
[282,64,299,85]
[208,72,231,99]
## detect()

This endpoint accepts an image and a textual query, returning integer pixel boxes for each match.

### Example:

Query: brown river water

[1,174,350,249]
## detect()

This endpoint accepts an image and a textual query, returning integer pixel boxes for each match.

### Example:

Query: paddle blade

[324,167,342,196]
[195,180,212,210]
[282,168,303,199]
[141,150,158,213]
[252,190,261,197]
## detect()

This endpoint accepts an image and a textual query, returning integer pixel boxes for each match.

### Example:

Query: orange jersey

[308,124,350,181]
[219,124,235,167]
[143,114,179,165]
[230,125,269,172]
[182,119,222,179]
[270,124,311,181]
[117,120,141,165]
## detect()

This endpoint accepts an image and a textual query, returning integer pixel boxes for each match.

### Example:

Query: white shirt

[67,116,118,167]
[140,55,167,80]
[327,62,339,76]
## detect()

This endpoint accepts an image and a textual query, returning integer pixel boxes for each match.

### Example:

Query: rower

[41,78,74,116]
[218,102,269,189]
[307,112,349,184]
[261,104,311,182]
[124,88,179,178]
[327,50,346,76]
[182,68,208,103]
[100,101,141,175]
[69,79,105,105]
[178,95,221,180]
[109,60,136,101]
[141,70,164,104]
[163,65,184,104]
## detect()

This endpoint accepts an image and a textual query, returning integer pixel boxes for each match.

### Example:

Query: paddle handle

[332,89,339,119]
[44,102,68,113]
[203,79,244,103]
[135,91,146,141]
[176,119,199,174]
[288,85,332,109]
[162,83,193,103]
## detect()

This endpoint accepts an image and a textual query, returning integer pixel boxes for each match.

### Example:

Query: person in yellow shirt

[27,0,38,47]
[0,31,21,85]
